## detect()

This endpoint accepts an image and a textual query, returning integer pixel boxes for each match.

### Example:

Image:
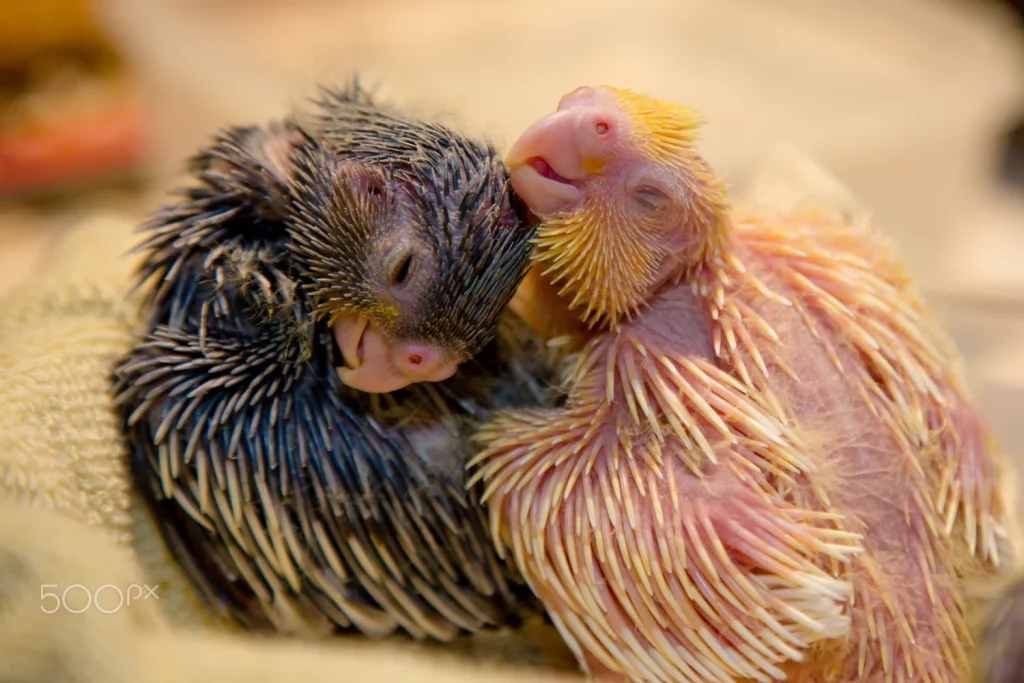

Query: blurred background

[1,0,1023,504]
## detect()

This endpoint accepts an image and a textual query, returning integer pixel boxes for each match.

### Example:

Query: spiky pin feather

[470,85,1015,682]
[112,79,565,646]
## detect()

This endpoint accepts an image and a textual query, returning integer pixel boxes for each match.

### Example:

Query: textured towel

[0,497,586,683]
[0,212,218,628]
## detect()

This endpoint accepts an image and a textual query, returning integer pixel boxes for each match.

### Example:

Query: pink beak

[333,312,458,394]
[505,111,585,217]
[506,86,620,217]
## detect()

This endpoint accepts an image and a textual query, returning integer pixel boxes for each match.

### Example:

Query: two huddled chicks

[111,78,1023,683]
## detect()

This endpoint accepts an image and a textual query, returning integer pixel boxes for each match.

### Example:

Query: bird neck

[659,202,733,299]
[509,264,597,350]
[525,190,733,339]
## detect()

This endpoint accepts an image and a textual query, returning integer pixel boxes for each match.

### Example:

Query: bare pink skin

[485,86,1004,682]
[333,312,457,394]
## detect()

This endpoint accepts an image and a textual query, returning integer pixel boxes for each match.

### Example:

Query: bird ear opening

[332,160,388,202]
[285,141,390,211]
[255,125,308,186]
[205,124,307,188]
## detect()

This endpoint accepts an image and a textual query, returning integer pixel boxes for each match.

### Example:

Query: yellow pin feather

[603,86,705,164]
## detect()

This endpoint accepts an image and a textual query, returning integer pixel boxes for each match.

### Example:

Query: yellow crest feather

[602,86,706,163]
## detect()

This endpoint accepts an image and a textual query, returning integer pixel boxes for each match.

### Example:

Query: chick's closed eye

[388,247,414,286]
[377,229,434,304]
[628,181,671,213]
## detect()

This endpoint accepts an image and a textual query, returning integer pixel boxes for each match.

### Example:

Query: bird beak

[506,111,584,217]
[335,311,369,372]
[334,312,459,393]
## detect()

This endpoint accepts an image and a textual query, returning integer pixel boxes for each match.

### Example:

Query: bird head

[280,84,535,394]
[506,85,731,330]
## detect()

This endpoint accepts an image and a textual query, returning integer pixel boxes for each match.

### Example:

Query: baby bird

[112,80,560,645]
[470,86,1015,682]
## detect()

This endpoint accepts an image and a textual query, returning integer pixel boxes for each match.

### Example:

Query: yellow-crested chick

[470,86,1015,683]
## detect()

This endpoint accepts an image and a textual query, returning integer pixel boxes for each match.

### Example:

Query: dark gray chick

[111,80,564,652]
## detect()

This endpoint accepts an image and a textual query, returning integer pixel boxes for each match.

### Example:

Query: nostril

[394,344,458,383]
[585,111,615,140]
[396,344,439,378]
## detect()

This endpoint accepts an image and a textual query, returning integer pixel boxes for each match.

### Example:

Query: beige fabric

[0,213,219,630]
[0,499,582,683]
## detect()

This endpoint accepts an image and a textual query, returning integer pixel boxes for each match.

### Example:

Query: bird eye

[595,121,610,135]
[631,183,669,212]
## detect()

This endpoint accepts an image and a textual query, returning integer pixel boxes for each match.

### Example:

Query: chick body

[472,86,1016,682]
[114,80,563,648]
